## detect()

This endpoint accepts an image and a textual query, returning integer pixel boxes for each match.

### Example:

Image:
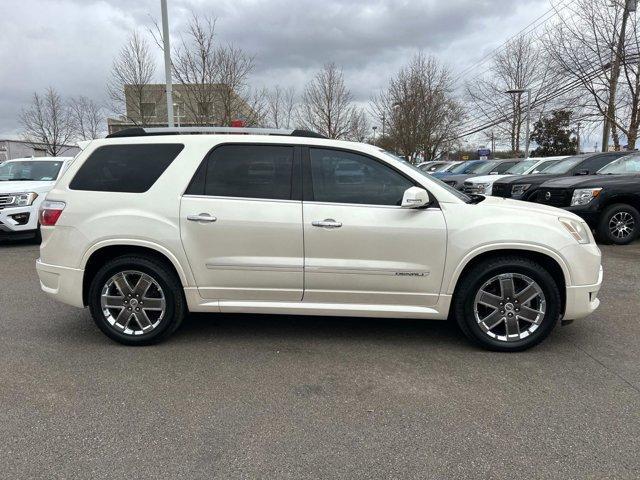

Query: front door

[302,148,447,307]
[180,144,303,302]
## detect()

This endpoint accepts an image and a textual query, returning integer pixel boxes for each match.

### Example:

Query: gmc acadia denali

[36,127,602,351]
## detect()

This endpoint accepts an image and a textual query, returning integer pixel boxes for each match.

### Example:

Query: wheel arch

[600,195,640,213]
[81,241,190,307]
[448,246,569,315]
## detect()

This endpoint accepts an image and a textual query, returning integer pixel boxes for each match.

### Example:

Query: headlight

[2,192,38,207]
[511,184,531,195]
[473,182,490,194]
[559,217,592,244]
[570,188,602,206]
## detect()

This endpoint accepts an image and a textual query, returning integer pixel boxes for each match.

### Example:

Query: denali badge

[395,272,427,277]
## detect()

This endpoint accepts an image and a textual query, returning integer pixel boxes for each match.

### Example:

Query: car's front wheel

[453,256,561,351]
[596,203,639,245]
[88,255,186,345]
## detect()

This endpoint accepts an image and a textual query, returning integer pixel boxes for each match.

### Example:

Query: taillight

[39,200,66,226]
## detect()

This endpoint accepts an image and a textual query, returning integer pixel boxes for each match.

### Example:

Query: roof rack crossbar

[144,127,293,135]
[106,127,328,139]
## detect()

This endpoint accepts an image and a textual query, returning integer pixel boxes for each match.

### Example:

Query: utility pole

[161,0,175,128]
[505,88,531,158]
[602,0,636,151]
[491,131,495,158]
[576,121,581,154]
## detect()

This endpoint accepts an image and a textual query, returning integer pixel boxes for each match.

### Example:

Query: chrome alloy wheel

[473,273,546,342]
[609,211,635,239]
[100,271,166,336]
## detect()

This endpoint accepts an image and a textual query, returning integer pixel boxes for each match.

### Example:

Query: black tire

[88,255,186,345]
[32,225,42,244]
[596,203,640,245]
[453,256,561,352]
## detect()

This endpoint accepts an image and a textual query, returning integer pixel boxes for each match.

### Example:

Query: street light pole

[372,126,378,143]
[161,0,175,128]
[505,88,531,158]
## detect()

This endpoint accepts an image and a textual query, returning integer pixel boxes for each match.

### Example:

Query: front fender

[445,242,572,295]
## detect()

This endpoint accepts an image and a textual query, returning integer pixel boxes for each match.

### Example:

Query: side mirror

[401,186,430,208]
[489,171,499,175]
[575,169,589,176]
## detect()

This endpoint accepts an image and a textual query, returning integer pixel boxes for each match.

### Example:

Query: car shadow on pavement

[173,312,470,349]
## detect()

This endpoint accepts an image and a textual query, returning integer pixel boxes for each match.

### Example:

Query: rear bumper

[36,258,85,308]
[564,266,603,320]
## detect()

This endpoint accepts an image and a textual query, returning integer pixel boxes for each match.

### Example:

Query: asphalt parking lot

[0,243,639,479]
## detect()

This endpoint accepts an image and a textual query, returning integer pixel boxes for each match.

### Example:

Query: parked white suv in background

[0,156,73,241]
[36,128,602,351]
[462,156,568,196]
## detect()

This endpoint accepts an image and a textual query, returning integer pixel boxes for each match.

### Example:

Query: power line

[452,0,577,86]
[454,51,640,140]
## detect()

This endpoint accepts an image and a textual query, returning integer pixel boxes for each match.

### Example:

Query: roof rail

[106,127,327,139]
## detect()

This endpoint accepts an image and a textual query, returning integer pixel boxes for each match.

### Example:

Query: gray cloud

[0,0,548,136]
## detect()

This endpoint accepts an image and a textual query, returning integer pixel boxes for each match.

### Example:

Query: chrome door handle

[312,219,342,228]
[187,213,217,223]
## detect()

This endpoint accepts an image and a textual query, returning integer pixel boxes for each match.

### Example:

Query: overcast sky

[0,0,553,141]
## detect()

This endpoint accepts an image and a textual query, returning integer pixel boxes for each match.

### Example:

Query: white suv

[0,156,73,241]
[36,128,603,351]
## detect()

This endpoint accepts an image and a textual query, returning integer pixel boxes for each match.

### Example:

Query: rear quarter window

[69,144,184,193]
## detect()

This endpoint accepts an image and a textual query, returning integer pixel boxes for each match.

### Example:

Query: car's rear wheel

[596,203,639,245]
[453,256,561,351]
[88,255,186,345]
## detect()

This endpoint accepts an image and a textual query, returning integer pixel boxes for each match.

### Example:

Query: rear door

[302,147,447,307]
[180,144,304,302]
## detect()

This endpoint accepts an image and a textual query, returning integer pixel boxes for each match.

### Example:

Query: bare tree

[266,86,297,128]
[107,31,158,126]
[372,53,463,162]
[298,63,355,139]
[545,0,640,149]
[348,108,370,142]
[69,96,105,139]
[19,87,75,157]
[216,43,257,125]
[466,34,566,154]
[151,13,258,126]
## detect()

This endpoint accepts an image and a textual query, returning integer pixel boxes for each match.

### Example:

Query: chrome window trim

[182,194,301,204]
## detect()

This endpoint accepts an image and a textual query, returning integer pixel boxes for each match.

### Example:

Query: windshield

[380,151,472,203]
[538,157,583,174]
[449,161,487,174]
[597,154,640,174]
[505,160,536,174]
[0,160,63,181]
[472,161,504,174]
[532,160,560,173]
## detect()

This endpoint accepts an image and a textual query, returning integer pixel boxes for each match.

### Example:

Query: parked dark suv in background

[534,153,640,244]
[492,152,629,201]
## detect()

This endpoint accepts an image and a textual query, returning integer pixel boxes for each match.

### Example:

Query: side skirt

[185,287,452,320]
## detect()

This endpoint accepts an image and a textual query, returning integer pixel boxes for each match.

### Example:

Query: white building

[0,139,80,162]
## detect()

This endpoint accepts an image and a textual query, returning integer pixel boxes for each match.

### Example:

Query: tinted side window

[201,145,294,200]
[579,155,619,173]
[70,144,184,193]
[309,148,413,206]
[494,161,518,173]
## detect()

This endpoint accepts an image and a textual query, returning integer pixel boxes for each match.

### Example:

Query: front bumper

[36,259,85,308]
[0,205,39,236]
[564,265,603,320]
[562,205,601,229]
